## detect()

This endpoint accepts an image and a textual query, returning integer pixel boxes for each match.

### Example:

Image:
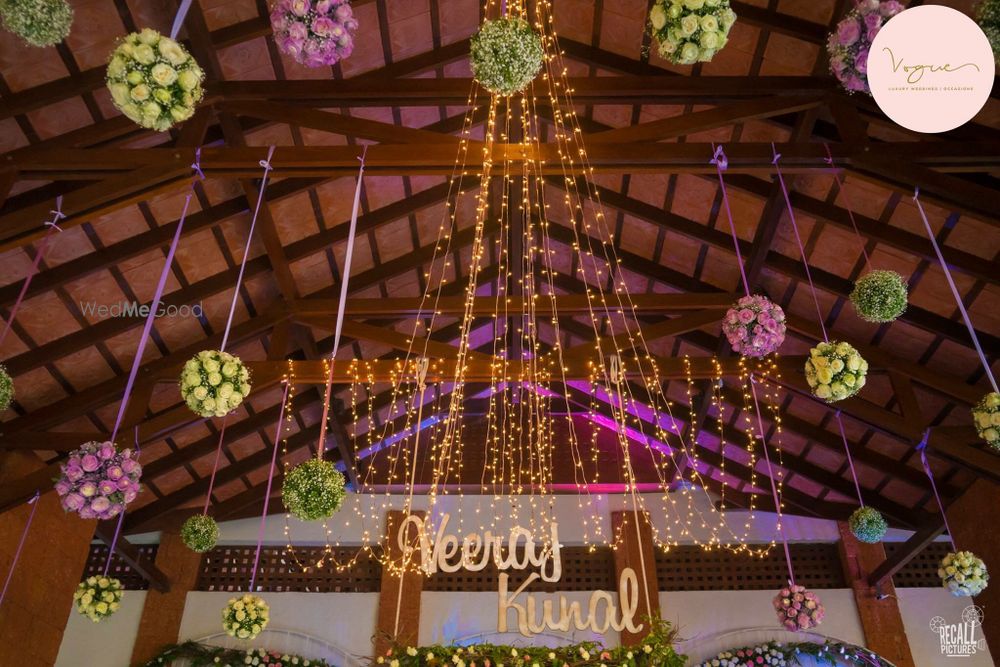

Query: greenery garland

[648,0,737,65]
[376,618,685,667]
[848,506,888,544]
[282,458,347,521]
[977,0,1000,61]
[470,17,544,96]
[696,640,896,667]
[849,270,908,323]
[180,350,251,418]
[804,341,868,403]
[971,391,1000,450]
[0,364,13,412]
[181,514,220,553]
[73,576,123,623]
[146,642,334,667]
[0,0,73,47]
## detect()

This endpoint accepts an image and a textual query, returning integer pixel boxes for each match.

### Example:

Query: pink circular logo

[867,5,994,134]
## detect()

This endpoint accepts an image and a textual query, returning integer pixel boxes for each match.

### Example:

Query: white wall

[898,588,994,667]
[55,590,146,667]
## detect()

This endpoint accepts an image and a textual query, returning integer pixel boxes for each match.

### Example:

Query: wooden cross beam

[94,521,171,593]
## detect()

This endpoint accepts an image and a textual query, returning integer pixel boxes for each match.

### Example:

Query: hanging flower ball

[977,0,1000,61]
[0,364,13,413]
[0,0,73,47]
[56,441,142,521]
[181,514,220,553]
[106,28,205,132]
[850,270,908,323]
[73,576,123,623]
[648,0,737,65]
[222,594,270,640]
[282,458,347,521]
[805,341,868,403]
[971,392,1000,451]
[723,294,786,358]
[470,17,544,96]
[271,0,359,68]
[773,584,825,631]
[939,550,989,597]
[180,350,251,418]
[849,506,888,543]
[827,0,905,95]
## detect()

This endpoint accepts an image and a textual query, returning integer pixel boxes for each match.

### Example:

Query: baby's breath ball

[849,506,888,544]
[850,270,908,323]
[180,350,251,418]
[73,576,123,623]
[972,392,1000,451]
[470,17,544,96]
[0,364,13,412]
[939,551,989,597]
[222,594,269,640]
[181,514,220,553]
[282,458,347,521]
[0,0,73,47]
[804,341,868,402]
[977,0,1000,61]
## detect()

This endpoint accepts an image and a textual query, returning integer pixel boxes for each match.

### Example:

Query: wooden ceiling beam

[867,519,947,588]
[94,521,170,592]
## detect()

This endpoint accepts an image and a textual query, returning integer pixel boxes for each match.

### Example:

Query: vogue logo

[930,606,988,658]
[867,6,993,133]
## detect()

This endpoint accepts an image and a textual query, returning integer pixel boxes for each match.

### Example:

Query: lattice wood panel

[655,544,847,591]
[83,544,159,591]
[887,542,953,588]
[196,546,382,593]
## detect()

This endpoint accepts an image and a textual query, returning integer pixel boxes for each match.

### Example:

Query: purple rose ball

[81,454,101,472]
[837,18,861,46]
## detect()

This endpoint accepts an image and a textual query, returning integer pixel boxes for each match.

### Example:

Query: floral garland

[282,458,347,521]
[222,594,270,640]
[56,441,142,520]
[697,640,896,667]
[0,0,73,47]
[977,0,1000,61]
[377,618,685,667]
[146,642,334,667]
[106,29,205,131]
[73,575,123,623]
[648,0,737,65]
[271,0,358,68]
[180,350,251,418]
[850,270,908,323]
[181,514,220,553]
[971,391,1000,450]
[0,364,13,412]
[804,341,868,403]
[939,550,989,597]
[469,17,544,96]
[723,294,786,357]
[848,506,888,544]
[773,585,825,632]
[827,0,905,94]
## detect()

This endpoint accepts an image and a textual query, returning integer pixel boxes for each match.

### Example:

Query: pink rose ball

[723,295,786,357]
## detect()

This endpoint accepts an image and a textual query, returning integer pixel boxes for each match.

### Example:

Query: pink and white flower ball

[723,295,786,358]
[56,441,141,521]
[773,584,825,632]
[271,0,359,68]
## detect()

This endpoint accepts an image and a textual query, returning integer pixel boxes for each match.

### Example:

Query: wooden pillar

[0,451,95,666]
[611,510,661,645]
[946,479,1000,656]
[375,510,425,657]
[837,521,915,667]
[129,527,202,664]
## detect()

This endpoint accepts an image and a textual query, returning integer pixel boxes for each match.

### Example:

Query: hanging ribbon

[0,198,65,349]
[712,145,750,297]
[110,152,203,443]
[823,144,872,272]
[169,0,194,40]
[917,429,957,551]
[248,380,290,592]
[316,147,367,461]
[0,490,40,609]
[913,189,998,394]
[102,426,143,578]
[835,411,864,507]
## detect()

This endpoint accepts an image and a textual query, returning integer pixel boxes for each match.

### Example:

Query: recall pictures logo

[867,5,995,133]
[930,606,988,658]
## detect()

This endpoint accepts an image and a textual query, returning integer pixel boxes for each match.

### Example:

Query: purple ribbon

[750,376,795,587]
[823,144,872,271]
[918,430,957,551]
[201,417,229,515]
[102,511,127,577]
[220,146,275,353]
[169,0,194,40]
[835,411,864,507]
[0,490,40,609]
[0,198,65,348]
[248,380,290,592]
[913,189,998,394]
[712,145,750,297]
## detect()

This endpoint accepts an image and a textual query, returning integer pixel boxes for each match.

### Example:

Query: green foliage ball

[470,17,544,96]
[282,459,347,522]
[0,0,72,47]
[181,514,219,553]
[850,270,908,323]
[849,506,888,544]
[0,365,13,413]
